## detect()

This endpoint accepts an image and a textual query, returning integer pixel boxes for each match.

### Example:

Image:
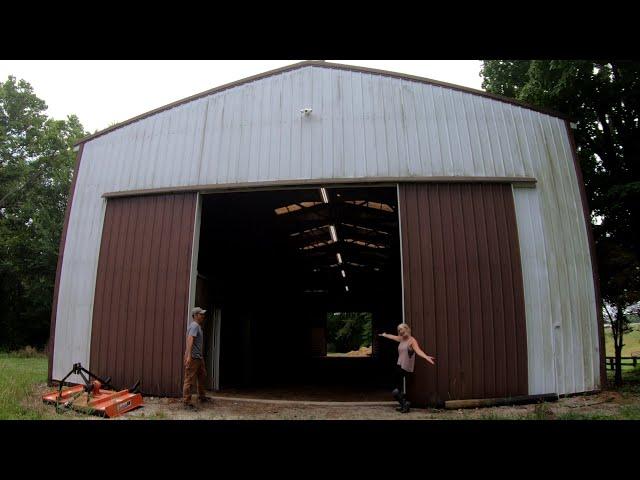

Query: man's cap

[191,307,207,316]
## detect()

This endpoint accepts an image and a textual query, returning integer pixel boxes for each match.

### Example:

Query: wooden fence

[605,356,639,370]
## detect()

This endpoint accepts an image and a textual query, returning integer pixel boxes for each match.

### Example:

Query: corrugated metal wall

[399,183,528,405]
[89,193,197,396]
[513,187,557,395]
[52,64,600,394]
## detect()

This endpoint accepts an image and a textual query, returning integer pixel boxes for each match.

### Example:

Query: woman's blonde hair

[397,323,411,335]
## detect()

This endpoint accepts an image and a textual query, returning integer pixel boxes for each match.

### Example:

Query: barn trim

[101,176,538,199]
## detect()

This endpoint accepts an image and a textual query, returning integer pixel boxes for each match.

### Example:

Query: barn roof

[73,60,569,147]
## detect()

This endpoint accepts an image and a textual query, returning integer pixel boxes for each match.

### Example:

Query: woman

[379,323,435,413]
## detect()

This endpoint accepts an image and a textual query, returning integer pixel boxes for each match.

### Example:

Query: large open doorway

[194,185,403,401]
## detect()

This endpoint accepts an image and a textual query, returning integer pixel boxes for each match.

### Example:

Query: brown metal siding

[399,183,528,405]
[90,193,197,396]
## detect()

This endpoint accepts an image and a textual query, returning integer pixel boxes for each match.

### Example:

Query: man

[183,307,210,409]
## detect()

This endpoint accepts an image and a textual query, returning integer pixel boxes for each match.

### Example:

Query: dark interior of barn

[195,185,403,400]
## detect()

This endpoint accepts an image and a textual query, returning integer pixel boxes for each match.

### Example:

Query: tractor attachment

[43,363,143,418]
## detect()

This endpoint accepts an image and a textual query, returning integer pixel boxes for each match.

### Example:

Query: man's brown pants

[183,358,207,404]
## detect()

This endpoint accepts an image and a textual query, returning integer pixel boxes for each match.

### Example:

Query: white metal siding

[513,187,557,395]
[52,65,600,394]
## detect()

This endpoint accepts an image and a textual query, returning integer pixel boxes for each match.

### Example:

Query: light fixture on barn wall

[301,108,312,115]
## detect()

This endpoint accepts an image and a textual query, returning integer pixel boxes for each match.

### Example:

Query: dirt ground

[32,383,640,420]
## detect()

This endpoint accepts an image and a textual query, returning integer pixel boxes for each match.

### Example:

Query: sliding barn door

[399,183,528,406]
[89,193,198,396]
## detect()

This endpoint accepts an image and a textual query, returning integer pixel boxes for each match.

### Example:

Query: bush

[9,346,45,358]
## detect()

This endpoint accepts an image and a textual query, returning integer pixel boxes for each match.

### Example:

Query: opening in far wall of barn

[325,312,373,357]
[194,185,403,400]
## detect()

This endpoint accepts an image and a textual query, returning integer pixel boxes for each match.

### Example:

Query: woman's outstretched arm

[378,332,402,342]
[410,339,436,364]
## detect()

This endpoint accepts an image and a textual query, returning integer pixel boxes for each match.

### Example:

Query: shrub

[10,346,45,358]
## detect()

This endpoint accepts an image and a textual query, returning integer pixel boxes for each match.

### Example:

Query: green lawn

[604,323,640,358]
[0,352,58,420]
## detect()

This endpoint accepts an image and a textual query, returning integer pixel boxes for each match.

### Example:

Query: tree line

[0,76,87,350]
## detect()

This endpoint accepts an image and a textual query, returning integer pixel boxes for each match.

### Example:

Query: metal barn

[48,61,604,406]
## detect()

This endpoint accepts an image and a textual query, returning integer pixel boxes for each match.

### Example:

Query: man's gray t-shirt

[186,321,204,359]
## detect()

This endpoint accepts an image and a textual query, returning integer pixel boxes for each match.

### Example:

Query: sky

[0,60,484,134]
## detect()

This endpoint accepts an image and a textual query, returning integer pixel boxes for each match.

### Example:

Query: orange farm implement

[43,363,143,418]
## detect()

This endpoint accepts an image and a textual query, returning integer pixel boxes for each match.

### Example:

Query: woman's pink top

[397,338,416,372]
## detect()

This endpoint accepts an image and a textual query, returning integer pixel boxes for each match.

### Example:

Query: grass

[604,323,640,357]
[0,351,55,420]
[607,366,640,394]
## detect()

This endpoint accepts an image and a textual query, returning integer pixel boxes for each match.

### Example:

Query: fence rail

[605,356,639,370]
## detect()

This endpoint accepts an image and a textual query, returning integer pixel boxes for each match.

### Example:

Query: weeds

[607,366,640,394]
[555,412,614,420]
[8,346,46,358]
[529,402,556,420]
[618,404,640,420]
[477,411,517,420]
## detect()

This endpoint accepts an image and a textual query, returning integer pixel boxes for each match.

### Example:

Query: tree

[481,61,640,386]
[0,76,87,350]
[326,312,372,353]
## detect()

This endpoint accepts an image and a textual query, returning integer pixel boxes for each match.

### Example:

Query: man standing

[183,307,209,409]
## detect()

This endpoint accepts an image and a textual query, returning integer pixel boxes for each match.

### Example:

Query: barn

[48,61,605,406]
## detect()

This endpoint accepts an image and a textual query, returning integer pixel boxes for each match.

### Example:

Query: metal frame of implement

[42,363,143,418]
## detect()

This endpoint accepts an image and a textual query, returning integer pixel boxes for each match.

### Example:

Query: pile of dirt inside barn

[327,346,372,357]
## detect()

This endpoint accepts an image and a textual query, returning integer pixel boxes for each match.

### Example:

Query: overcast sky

[0,60,484,134]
